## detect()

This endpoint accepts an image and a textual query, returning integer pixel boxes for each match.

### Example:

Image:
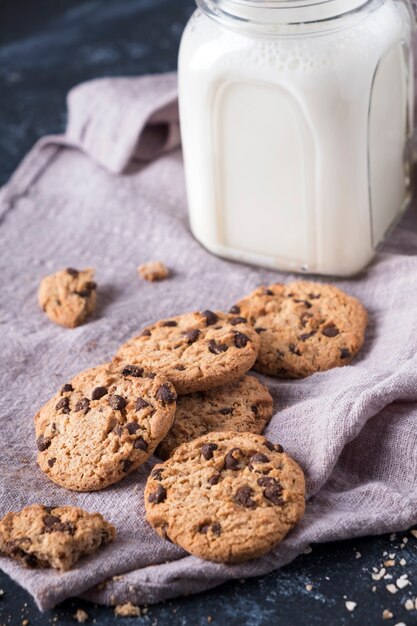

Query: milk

[178,0,414,276]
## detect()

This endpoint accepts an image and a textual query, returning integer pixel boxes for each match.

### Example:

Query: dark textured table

[0,1,416,625]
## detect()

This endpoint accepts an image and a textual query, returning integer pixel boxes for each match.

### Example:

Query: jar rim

[196,0,379,26]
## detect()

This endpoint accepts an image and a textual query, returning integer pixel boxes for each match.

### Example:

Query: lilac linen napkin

[0,72,417,612]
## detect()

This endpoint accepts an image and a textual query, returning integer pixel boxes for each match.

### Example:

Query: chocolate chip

[148,484,167,504]
[183,329,200,344]
[308,293,321,299]
[289,344,301,356]
[175,364,186,371]
[293,299,312,308]
[300,331,316,341]
[37,435,51,452]
[208,340,228,354]
[264,441,284,453]
[202,310,218,326]
[218,407,233,415]
[199,523,221,535]
[340,348,351,359]
[85,281,97,291]
[61,383,73,393]
[146,372,156,379]
[234,332,249,348]
[45,521,76,535]
[74,398,90,413]
[322,324,339,337]
[91,386,107,400]
[108,395,126,411]
[126,422,139,435]
[133,437,148,451]
[156,384,177,404]
[257,476,284,505]
[264,288,274,295]
[44,514,60,527]
[234,485,256,508]
[300,312,313,327]
[113,425,124,437]
[208,473,221,486]
[230,317,247,326]
[151,468,163,480]
[255,327,267,334]
[161,320,177,327]
[201,443,218,460]
[140,328,151,337]
[122,364,144,377]
[249,453,270,464]
[122,459,133,472]
[76,289,91,298]
[55,397,70,413]
[66,268,79,277]
[223,447,241,470]
[135,397,150,411]
[251,405,258,415]
[199,524,210,534]
[229,305,240,314]
[47,458,56,468]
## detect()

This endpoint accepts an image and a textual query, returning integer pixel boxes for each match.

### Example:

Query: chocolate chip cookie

[233,281,368,378]
[38,267,97,328]
[156,376,273,460]
[114,311,260,395]
[0,504,115,571]
[145,431,305,563]
[35,362,177,491]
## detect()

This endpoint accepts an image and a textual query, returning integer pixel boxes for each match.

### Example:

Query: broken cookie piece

[38,267,97,328]
[137,261,169,282]
[0,504,115,571]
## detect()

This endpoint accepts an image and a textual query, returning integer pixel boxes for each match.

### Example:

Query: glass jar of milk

[178,0,415,276]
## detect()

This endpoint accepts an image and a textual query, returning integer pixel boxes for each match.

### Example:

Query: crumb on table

[114,602,141,617]
[137,261,170,282]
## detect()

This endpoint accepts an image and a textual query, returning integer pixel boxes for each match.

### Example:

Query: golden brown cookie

[145,431,305,563]
[138,261,170,282]
[34,362,177,491]
[38,267,97,328]
[0,504,115,571]
[156,375,273,459]
[233,281,368,378]
[114,311,260,395]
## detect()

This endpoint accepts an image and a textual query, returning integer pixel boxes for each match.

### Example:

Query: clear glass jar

[178,0,415,276]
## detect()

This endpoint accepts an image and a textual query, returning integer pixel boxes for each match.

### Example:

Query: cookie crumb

[74,609,88,623]
[384,560,396,567]
[22,620,29,626]
[410,529,417,539]
[138,261,170,282]
[396,575,410,589]
[386,584,398,594]
[303,546,313,554]
[345,601,357,612]
[207,617,213,623]
[306,584,313,591]
[355,551,362,559]
[404,598,416,610]
[114,602,141,617]
[383,609,394,619]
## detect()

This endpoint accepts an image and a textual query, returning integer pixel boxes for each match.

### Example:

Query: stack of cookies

[1,280,367,569]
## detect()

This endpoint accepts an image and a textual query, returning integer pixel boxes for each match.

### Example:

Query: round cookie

[233,281,368,378]
[34,362,177,491]
[156,375,273,460]
[145,431,305,563]
[0,504,115,571]
[113,311,260,395]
